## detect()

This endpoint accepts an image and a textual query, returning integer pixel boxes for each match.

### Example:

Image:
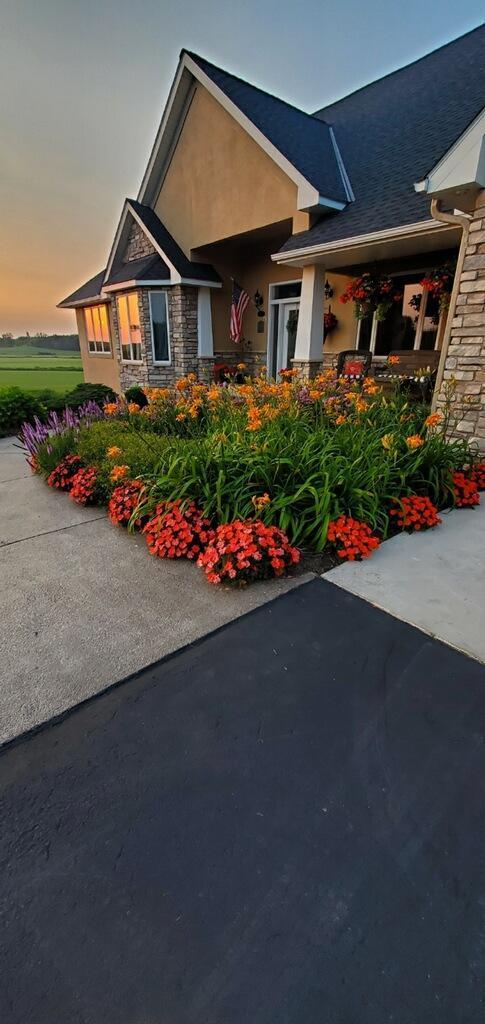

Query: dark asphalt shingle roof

[127,200,221,283]
[185,51,349,204]
[104,253,170,287]
[58,270,106,307]
[278,23,485,255]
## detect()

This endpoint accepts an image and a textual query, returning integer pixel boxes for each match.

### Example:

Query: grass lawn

[0,353,83,393]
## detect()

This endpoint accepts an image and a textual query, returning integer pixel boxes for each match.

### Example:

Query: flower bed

[19,374,483,585]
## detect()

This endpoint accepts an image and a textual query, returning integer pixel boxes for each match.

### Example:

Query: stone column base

[197,357,216,382]
[291,358,324,379]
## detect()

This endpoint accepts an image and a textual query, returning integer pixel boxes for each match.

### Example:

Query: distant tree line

[0,332,80,351]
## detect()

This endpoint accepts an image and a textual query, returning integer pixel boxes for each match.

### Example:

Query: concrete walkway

[0,437,308,746]
[327,500,485,663]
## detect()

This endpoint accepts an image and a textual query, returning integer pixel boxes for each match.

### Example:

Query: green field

[0,351,84,393]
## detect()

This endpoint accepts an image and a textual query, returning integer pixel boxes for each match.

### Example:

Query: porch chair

[336,350,372,380]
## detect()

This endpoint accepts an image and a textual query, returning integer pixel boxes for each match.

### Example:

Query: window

[149,292,170,364]
[85,305,111,354]
[356,274,441,355]
[117,293,142,362]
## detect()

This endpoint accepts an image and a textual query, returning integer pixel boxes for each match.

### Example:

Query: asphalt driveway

[0,436,306,745]
[1,578,485,1023]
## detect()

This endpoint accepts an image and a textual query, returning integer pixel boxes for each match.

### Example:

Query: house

[59,25,485,446]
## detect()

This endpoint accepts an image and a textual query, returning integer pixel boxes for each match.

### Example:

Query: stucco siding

[76,307,121,393]
[154,85,298,254]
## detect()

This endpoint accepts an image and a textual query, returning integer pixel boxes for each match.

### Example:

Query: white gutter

[271,217,448,264]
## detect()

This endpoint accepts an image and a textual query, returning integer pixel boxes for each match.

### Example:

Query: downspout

[429,198,471,411]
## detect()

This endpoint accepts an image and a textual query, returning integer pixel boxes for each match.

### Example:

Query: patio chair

[336,350,372,379]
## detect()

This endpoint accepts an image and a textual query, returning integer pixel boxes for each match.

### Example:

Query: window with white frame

[356,274,442,356]
[117,293,142,362]
[85,305,111,354]
[149,292,171,364]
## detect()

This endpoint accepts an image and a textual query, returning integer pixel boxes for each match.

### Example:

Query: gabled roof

[104,199,221,288]
[58,270,106,308]
[138,51,352,212]
[128,200,221,284]
[103,253,171,290]
[277,23,485,257]
[184,52,351,208]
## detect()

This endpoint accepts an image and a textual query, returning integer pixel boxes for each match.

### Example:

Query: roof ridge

[313,21,485,116]
[182,49,330,128]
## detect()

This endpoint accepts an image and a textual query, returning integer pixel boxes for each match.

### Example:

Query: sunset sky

[1,0,484,335]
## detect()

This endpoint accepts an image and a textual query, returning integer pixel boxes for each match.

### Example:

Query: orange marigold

[104,402,118,416]
[251,493,271,511]
[110,464,129,483]
[106,445,122,459]
[406,434,424,449]
[127,402,140,414]
[424,412,442,429]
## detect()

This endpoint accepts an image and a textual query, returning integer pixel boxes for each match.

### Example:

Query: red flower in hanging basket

[324,311,338,334]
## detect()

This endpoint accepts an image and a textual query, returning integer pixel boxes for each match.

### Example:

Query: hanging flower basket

[339,272,402,321]
[324,310,338,334]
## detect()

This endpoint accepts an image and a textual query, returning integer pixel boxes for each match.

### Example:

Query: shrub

[390,495,441,531]
[124,385,149,408]
[64,382,117,408]
[0,387,45,436]
[197,520,300,584]
[76,420,171,485]
[69,466,100,505]
[143,501,214,559]
[108,479,145,527]
[327,515,380,561]
[47,454,84,491]
[452,471,480,508]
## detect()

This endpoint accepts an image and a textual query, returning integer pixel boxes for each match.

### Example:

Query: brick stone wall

[124,220,156,262]
[110,285,199,391]
[436,188,485,451]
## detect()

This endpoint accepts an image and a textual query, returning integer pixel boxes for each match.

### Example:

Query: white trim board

[415,107,485,197]
[271,218,454,265]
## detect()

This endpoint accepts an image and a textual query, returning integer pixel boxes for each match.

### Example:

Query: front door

[269,301,299,376]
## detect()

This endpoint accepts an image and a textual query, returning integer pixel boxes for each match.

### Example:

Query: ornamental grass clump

[69,466,99,506]
[197,520,300,585]
[108,479,145,528]
[47,454,84,491]
[143,500,214,559]
[452,471,480,508]
[327,515,380,562]
[390,495,441,532]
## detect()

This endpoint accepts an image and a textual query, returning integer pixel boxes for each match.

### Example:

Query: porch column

[292,264,325,377]
[197,287,215,381]
[435,188,485,452]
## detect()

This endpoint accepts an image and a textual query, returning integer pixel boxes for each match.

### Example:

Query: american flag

[230,280,250,344]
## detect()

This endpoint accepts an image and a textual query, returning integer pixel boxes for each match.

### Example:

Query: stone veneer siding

[124,220,156,261]
[111,286,199,391]
[436,188,485,452]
